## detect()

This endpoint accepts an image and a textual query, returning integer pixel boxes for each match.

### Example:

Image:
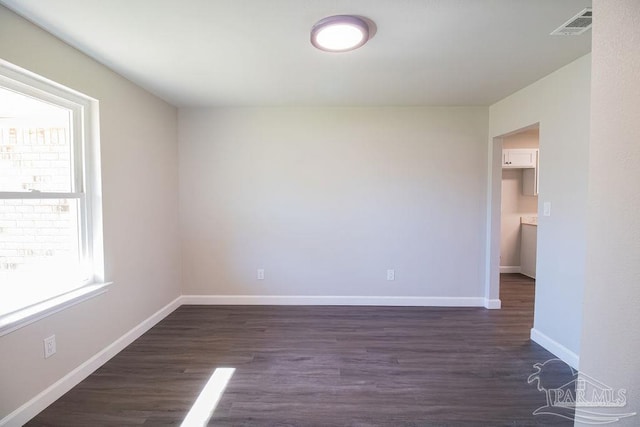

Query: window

[0,60,106,334]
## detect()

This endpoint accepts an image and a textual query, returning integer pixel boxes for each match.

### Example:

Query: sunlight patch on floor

[181,367,235,427]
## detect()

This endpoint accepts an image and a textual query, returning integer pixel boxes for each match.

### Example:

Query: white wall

[502,129,539,149]
[0,6,181,420]
[500,131,539,269]
[489,54,591,367]
[500,169,537,267]
[179,107,489,301]
[578,1,640,424]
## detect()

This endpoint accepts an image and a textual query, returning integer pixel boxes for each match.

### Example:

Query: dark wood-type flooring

[28,274,575,426]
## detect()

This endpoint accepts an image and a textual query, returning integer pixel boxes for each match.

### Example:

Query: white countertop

[521,216,537,226]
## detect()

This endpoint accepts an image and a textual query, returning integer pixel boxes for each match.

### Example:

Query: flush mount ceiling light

[311,15,372,52]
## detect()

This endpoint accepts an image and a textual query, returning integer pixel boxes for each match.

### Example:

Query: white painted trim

[484,298,502,309]
[530,328,579,370]
[180,295,486,307]
[0,282,112,337]
[500,266,521,274]
[0,296,182,427]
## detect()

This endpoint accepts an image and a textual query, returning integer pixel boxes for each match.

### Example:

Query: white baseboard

[181,295,486,307]
[0,296,182,427]
[500,266,521,274]
[530,328,580,370]
[484,298,501,309]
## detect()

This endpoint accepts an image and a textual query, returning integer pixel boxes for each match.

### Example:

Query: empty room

[0,1,638,426]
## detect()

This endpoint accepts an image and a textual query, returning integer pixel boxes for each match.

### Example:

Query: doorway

[500,127,539,280]
[487,123,540,312]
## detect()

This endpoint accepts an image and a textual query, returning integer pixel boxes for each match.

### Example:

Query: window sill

[0,282,112,337]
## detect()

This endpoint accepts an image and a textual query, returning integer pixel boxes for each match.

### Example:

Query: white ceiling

[1,0,592,107]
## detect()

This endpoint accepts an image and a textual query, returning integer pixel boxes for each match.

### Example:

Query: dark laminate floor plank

[27,274,574,426]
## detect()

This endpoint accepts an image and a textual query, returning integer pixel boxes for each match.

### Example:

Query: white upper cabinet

[502,149,536,168]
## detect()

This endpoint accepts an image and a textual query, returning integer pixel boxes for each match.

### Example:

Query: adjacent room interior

[1,1,638,425]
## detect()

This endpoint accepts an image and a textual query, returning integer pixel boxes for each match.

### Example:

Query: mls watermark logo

[528,359,636,424]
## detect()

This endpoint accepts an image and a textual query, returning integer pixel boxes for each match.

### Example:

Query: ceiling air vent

[551,8,592,35]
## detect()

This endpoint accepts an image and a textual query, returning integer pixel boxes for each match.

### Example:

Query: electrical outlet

[386,269,395,281]
[44,335,56,358]
[257,268,265,280]
[543,202,551,217]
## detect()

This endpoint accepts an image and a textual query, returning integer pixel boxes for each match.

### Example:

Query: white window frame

[0,59,109,336]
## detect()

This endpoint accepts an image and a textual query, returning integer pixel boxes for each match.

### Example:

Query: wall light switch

[543,202,551,217]
[257,269,265,280]
[386,269,395,281]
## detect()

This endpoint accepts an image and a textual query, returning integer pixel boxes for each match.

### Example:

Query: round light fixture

[311,15,371,52]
